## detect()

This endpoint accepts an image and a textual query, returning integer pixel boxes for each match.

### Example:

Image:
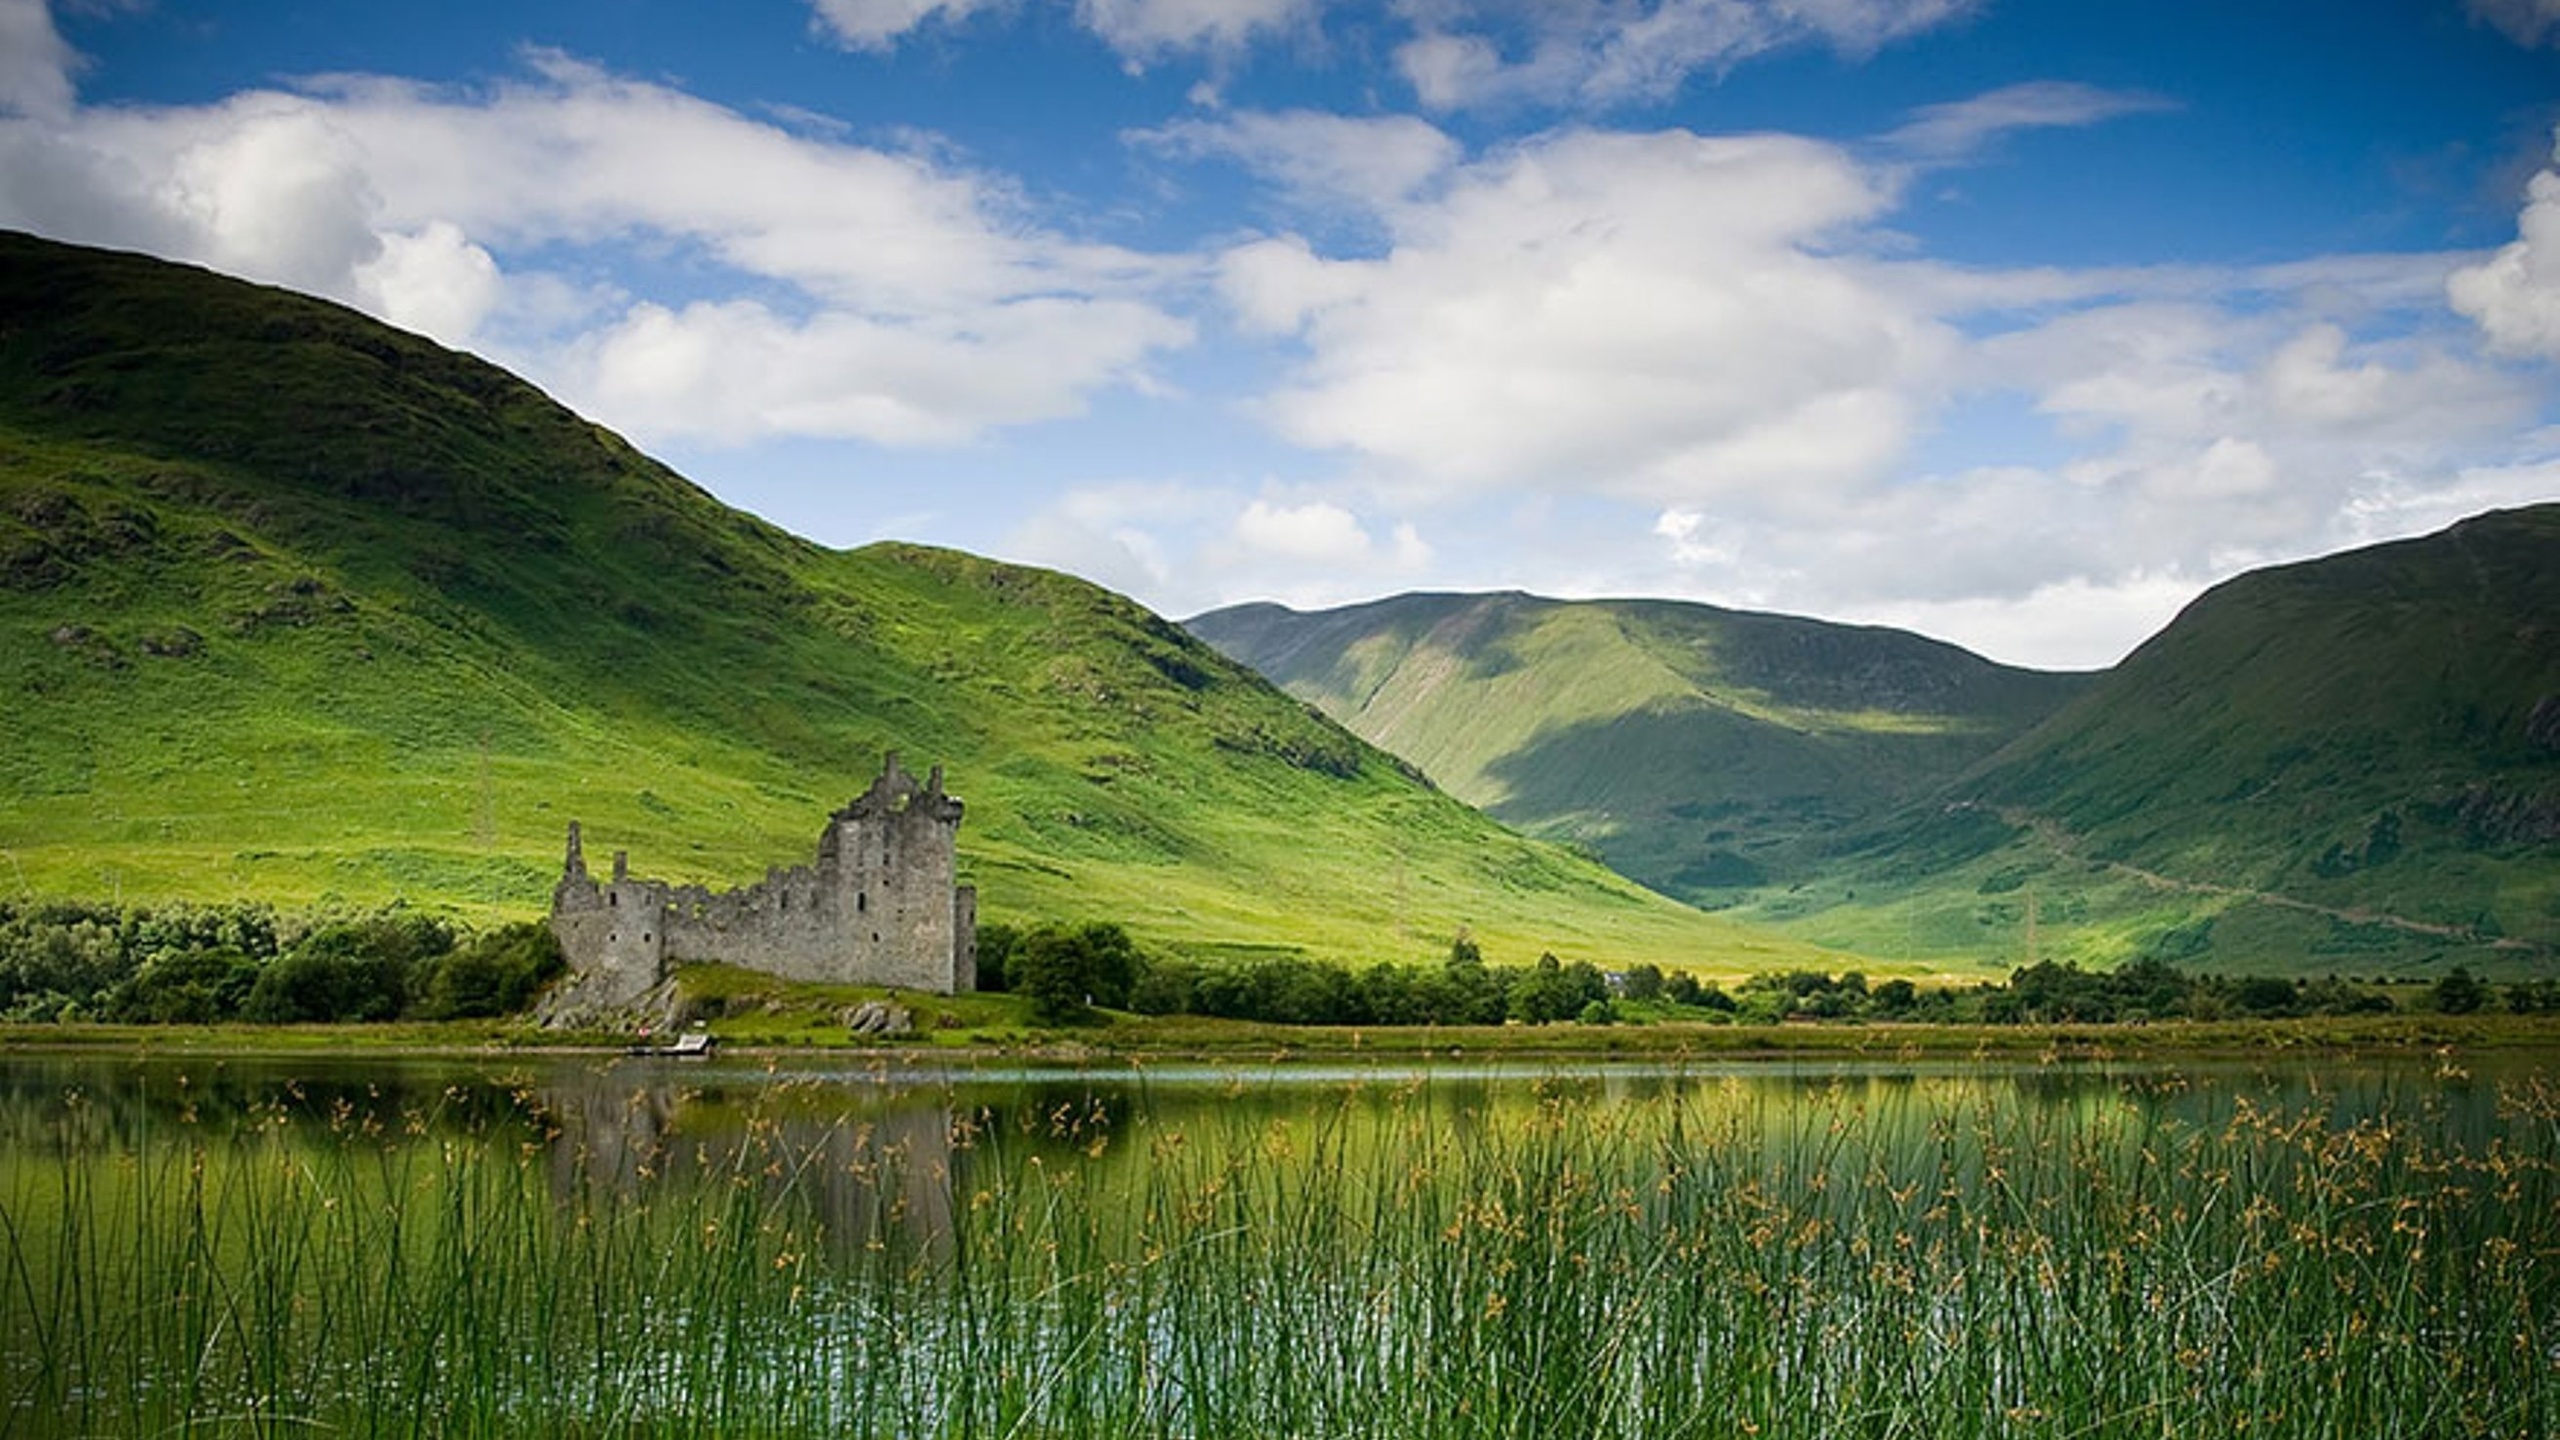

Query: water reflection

[1,1047,2537,1248]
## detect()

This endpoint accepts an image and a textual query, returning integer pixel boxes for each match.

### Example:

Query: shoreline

[5,1011,2555,1067]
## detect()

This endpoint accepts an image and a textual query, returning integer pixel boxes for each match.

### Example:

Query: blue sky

[5,0,2559,666]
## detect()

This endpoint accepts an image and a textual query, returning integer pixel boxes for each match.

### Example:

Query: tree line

[0,900,562,1024]
[979,924,2546,1027]
[3,900,2541,1028]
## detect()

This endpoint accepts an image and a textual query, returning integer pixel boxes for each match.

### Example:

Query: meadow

[0,1052,2551,1437]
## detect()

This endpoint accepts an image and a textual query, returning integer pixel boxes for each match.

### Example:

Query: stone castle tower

[548,754,977,1012]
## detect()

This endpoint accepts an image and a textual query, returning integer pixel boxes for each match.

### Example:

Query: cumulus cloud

[0,50,1193,447]
[1224,127,1941,499]
[355,220,502,347]
[1395,0,1981,111]
[2448,142,2560,358]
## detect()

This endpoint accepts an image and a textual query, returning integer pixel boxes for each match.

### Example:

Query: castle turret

[552,821,600,915]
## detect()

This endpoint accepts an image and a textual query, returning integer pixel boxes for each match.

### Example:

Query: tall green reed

[0,1064,2551,1437]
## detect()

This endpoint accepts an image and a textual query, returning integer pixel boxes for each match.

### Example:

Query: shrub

[415,922,564,1019]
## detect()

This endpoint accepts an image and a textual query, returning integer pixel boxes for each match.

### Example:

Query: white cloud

[565,293,1187,447]
[808,0,1005,51]
[0,0,75,120]
[0,51,1195,448]
[1133,108,1461,214]
[1234,497,1379,561]
[806,0,1312,63]
[1076,0,1318,64]
[1227,127,1941,500]
[2449,143,2560,358]
[164,100,384,293]
[1395,0,1982,111]
[1004,483,1436,616]
[1000,480,1217,598]
[2467,0,2560,48]
[1884,81,2173,164]
[356,220,501,347]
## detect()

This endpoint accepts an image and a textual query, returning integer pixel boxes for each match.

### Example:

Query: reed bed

[0,1065,2552,1437]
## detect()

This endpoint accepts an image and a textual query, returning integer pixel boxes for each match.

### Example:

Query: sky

[4,0,2559,668]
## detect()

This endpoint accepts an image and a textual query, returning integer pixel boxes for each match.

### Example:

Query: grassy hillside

[0,231,1839,977]
[1188,592,2085,903]
[1742,507,2560,978]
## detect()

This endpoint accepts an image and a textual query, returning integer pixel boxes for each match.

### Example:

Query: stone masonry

[548,754,977,1011]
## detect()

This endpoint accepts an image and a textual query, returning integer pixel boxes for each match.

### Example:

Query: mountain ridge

[1187,588,2090,905]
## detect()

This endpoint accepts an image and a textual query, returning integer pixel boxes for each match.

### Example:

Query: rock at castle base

[843,1000,913,1037]
[534,974,687,1037]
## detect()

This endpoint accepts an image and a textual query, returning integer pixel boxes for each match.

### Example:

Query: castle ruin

[547,754,977,1014]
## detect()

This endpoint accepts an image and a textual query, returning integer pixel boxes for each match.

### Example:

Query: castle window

[857,892,867,913]
[609,892,618,907]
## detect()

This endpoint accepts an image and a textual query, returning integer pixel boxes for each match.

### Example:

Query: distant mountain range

[1192,510,2560,977]
[1186,593,2088,899]
[0,231,1829,976]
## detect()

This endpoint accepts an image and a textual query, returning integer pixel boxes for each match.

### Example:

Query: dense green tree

[1508,953,1607,1025]
[1011,922,1142,1023]
[2229,975,2303,1018]
[1127,957,1201,1016]
[1870,979,1920,1015]
[2432,965,2486,1016]
[105,947,260,1023]
[415,923,563,1019]
[244,944,408,1023]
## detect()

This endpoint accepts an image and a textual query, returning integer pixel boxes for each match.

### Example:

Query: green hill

[0,231,1834,976]
[1760,506,2560,978]
[1187,592,2086,904]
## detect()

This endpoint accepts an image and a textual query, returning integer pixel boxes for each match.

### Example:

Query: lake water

[1,1046,2552,1436]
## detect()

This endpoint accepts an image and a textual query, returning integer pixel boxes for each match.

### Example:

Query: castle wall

[548,756,976,1006]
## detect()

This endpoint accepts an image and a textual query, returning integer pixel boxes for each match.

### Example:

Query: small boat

[627,1030,716,1058]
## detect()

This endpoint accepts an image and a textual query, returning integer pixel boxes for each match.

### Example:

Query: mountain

[1797,505,2560,976]
[1187,592,2088,904]
[0,231,1836,976]
[1197,516,2560,978]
